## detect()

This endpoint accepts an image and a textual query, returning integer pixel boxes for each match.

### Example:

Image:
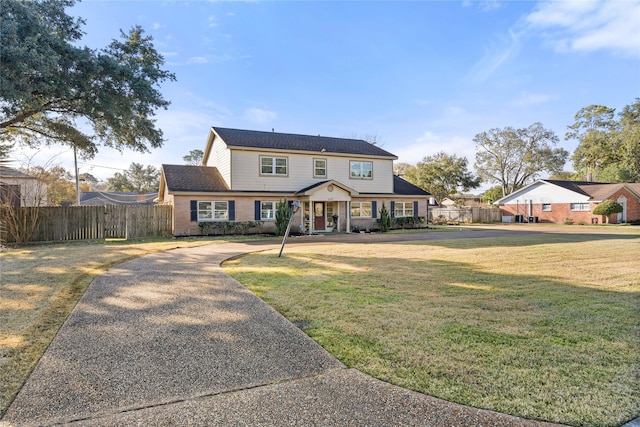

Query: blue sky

[18,0,640,189]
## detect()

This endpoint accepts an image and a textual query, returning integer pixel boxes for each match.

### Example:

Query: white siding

[230,150,394,193]
[500,182,591,205]
[205,137,232,187]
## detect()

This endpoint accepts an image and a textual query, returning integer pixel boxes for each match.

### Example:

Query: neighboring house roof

[211,127,398,159]
[495,179,640,204]
[79,192,158,206]
[392,175,432,197]
[162,164,230,192]
[0,166,36,180]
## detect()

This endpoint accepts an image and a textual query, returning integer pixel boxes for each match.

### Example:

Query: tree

[593,199,623,224]
[566,99,640,182]
[377,202,391,232]
[0,0,176,159]
[474,122,568,197]
[275,199,291,236]
[566,105,619,180]
[26,165,76,206]
[183,149,204,165]
[106,163,159,192]
[409,152,480,203]
[480,185,503,204]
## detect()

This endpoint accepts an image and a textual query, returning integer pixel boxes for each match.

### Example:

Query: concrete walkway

[3,232,567,426]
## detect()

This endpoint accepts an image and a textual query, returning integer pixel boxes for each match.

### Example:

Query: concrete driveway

[2,230,564,426]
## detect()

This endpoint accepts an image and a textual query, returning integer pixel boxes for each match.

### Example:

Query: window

[570,202,590,211]
[351,202,372,218]
[394,201,413,217]
[350,161,373,179]
[260,156,288,176]
[198,201,228,221]
[542,203,551,211]
[261,201,275,220]
[314,158,327,178]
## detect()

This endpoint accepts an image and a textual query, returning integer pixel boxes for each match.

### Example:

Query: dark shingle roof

[542,180,608,197]
[212,127,397,158]
[0,166,36,179]
[393,175,432,196]
[162,165,229,192]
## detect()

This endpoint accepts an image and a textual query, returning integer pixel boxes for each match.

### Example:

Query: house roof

[0,166,36,179]
[392,175,432,197]
[79,192,157,206]
[162,164,230,192]
[211,127,398,159]
[295,180,359,196]
[495,179,640,204]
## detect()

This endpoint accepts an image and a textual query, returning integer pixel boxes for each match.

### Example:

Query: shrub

[393,216,425,229]
[593,199,623,224]
[563,218,574,225]
[275,199,292,236]
[377,202,391,232]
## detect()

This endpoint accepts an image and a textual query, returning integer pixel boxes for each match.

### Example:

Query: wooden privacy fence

[429,207,501,224]
[1,205,173,243]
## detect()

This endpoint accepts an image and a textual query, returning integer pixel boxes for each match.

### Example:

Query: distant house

[0,166,47,207]
[495,180,640,224]
[79,192,158,206]
[158,126,433,236]
[440,196,486,208]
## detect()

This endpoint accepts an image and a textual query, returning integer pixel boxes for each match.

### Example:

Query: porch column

[308,201,314,234]
[346,201,351,233]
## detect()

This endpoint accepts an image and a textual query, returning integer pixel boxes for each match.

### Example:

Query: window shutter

[372,201,377,218]
[254,201,261,220]
[190,200,197,222]
[228,200,235,221]
[390,201,395,218]
[413,201,419,217]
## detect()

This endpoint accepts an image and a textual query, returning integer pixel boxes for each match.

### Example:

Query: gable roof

[0,166,36,180]
[162,165,229,193]
[210,127,398,159]
[495,179,640,204]
[295,180,359,196]
[392,175,433,197]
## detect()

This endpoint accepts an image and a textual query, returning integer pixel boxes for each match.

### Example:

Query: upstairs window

[314,158,327,178]
[261,156,288,176]
[350,161,373,179]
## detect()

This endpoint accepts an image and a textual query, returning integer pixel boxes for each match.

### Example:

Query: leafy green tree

[106,163,159,192]
[183,149,204,165]
[480,186,504,204]
[25,165,75,206]
[275,198,291,236]
[410,152,480,203]
[593,199,623,224]
[566,99,640,182]
[474,122,568,197]
[377,202,391,232]
[393,162,417,180]
[0,0,176,159]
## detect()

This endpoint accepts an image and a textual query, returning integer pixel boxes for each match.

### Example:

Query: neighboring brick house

[158,127,433,236]
[0,166,47,207]
[495,180,640,224]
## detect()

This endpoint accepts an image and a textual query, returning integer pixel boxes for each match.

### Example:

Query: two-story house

[158,127,433,236]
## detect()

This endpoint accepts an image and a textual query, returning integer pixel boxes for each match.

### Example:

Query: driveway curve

[2,230,562,426]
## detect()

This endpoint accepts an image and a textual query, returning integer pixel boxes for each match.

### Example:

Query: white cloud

[207,16,217,28]
[526,0,640,58]
[244,108,277,124]
[152,22,165,30]
[188,56,209,64]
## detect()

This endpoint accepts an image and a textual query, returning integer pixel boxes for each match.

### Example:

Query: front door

[314,202,325,230]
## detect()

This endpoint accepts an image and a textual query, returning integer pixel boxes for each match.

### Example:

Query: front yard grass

[0,237,223,417]
[223,230,640,427]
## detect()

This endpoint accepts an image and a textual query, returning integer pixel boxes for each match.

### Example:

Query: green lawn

[223,230,640,427]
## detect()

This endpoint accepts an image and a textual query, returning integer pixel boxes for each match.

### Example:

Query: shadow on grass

[233,248,640,427]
